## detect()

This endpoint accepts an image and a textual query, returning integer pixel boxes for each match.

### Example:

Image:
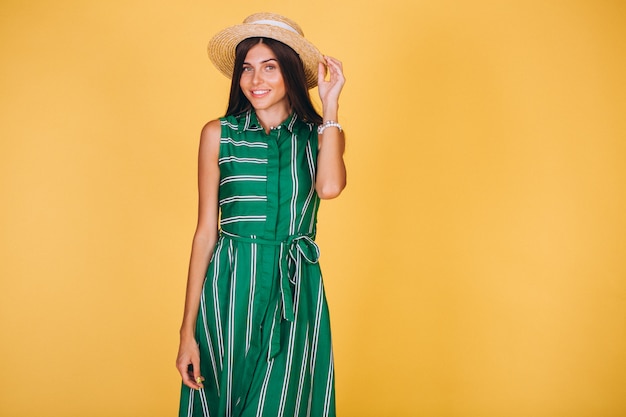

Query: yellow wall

[1,1,625,416]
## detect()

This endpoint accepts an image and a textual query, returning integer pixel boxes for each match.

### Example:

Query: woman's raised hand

[317,56,345,111]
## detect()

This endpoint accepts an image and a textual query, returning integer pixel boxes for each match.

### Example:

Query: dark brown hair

[225,37,322,124]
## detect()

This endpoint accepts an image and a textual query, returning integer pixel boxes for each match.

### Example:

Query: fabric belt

[219,229,320,358]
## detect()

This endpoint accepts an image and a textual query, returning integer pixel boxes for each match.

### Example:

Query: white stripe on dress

[289,132,298,235]
[298,141,316,231]
[201,292,220,394]
[187,387,194,417]
[219,195,267,205]
[220,215,266,225]
[294,324,310,415]
[221,120,239,130]
[199,388,211,417]
[308,198,319,235]
[220,138,267,148]
[257,304,280,417]
[220,175,266,186]
[277,259,303,417]
[218,156,267,164]
[225,245,238,417]
[306,280,325,417]
[323,349,334,417]
[202,238,224,391]
[212,241,229,365]
[246,240,257,353]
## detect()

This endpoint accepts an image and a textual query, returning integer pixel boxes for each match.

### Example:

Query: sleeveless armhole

[310,123,320,165]
[217,117,227,162]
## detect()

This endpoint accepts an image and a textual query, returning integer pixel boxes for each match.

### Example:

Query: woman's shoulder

[200,113,250,145]
[196,120,222,162]
[199,119,222,151]
[201,119,221,136]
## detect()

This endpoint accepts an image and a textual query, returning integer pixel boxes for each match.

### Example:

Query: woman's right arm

[175,119,222,390]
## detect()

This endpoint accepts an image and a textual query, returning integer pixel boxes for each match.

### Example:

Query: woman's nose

[252,70,263,85]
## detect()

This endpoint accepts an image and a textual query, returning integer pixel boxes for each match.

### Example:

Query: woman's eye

[265,65,276,71]
[242,66,253,72]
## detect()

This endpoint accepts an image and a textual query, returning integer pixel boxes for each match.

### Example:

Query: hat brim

[208,23,323,89]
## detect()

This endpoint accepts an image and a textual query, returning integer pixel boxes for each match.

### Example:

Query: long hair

[225,37,323,125]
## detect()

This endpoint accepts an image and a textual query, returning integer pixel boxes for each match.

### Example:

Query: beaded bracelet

[317,121,343,135]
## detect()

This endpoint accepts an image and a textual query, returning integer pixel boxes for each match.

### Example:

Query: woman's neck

[255,107,291,133]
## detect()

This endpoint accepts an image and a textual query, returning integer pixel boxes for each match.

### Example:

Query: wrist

[179,326,196,340]
[322,104,339,121]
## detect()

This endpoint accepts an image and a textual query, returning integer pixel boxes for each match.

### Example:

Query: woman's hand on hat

[318,56,345,110]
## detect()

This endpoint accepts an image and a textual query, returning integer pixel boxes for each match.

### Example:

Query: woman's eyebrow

[243,58,278,65]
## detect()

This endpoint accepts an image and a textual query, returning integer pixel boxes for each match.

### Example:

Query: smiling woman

[239,44,288,119]
[175,12,347,417]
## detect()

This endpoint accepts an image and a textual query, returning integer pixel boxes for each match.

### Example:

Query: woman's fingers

[326,57,344,79]
[319,56,344,83]
[318,56,345,106]
[192,357,204,390]
[177,361,192,388]
[318,61,327,84]
[179,362,203,390]
[177,360,195,389]
[176,346,204,390]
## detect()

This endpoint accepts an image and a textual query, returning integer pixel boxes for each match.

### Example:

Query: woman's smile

[250,89,270,97]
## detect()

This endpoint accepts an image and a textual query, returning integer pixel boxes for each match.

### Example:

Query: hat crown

[243,13,304,37]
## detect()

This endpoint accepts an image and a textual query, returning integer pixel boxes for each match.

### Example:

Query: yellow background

[1,0,625,416]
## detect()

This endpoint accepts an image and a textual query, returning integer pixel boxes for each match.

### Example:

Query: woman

[176,13,346,417]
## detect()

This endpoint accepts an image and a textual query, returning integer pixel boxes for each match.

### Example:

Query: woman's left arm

[315,56,347,199]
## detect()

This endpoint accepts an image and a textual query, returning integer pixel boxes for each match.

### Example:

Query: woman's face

[239,42,289,115]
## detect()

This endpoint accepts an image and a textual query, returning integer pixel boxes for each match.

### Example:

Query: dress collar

[239,110,299,134]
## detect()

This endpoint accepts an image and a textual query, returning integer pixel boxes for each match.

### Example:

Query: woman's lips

[251,89,270,97]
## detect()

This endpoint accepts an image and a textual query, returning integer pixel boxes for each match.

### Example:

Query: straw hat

[208,13,323,89]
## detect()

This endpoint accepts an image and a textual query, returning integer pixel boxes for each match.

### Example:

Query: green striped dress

[179,110,336,417]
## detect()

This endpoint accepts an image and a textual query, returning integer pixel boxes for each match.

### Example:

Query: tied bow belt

[220,229,320,359]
